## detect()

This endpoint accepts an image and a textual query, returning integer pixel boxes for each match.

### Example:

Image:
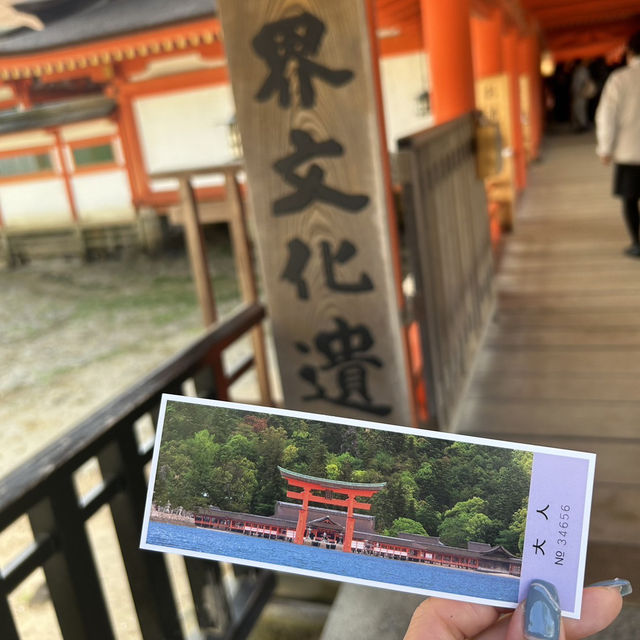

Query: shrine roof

[274,501,376,533]
[198,506,296,528]
[0,95,115,134]
[277,466,387,491]
[358,532,522,562]
[0,0,218,56]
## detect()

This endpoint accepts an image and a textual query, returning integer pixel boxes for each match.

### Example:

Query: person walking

[596,31,640,257]
[571,59,594,132]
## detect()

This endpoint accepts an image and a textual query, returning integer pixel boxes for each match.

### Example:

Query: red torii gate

[278,466,386,553]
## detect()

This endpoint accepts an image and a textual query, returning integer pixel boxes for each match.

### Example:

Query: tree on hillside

[415,495,442,536]
[253,426,287,514]
[371,472,417,531]
[438,497,498,548]
[495,503,528,555]
[385,517,427,538]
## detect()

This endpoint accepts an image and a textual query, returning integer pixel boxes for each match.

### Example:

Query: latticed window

[0,151,52,177]
[72,143,115,167]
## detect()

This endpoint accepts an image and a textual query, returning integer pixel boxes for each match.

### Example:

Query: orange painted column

[294,489,310,544]
[343,496,356,554]
[519,34,543,160]
[112,83,149,207]
[502,28,527,190]
[51,128,79,223]
[470,9,503,78]
[421,0,475,123]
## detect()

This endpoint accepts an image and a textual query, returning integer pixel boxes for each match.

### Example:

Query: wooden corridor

[454,133,640,602]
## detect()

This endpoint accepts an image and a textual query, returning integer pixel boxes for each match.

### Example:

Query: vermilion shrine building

[0,0,433,260]
[191,466,522,577]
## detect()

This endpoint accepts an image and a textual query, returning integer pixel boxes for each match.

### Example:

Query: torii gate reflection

[277,466,386,553]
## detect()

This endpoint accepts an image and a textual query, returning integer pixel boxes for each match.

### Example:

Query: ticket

[140,395,595,618]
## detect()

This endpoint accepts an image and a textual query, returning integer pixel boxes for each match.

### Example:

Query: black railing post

[28,482,115,640]
[184,557,231,637]
[0,593,19,640]
[99,432,184,640]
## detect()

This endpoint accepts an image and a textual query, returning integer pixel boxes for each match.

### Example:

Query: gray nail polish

[588,578,633,597]
[525,580,561,640]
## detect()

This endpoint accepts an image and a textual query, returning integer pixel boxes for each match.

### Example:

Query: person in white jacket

[596,31,640,257]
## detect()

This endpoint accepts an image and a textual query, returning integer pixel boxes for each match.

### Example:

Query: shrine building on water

[192,467,522,577]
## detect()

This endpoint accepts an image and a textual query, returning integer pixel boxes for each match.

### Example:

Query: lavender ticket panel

[519,453,594,616]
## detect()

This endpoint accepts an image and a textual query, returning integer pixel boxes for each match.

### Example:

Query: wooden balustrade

[0,302,275,639]
[398,113,494,427]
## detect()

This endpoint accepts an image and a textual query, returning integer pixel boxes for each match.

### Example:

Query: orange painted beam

[553,40,629,63]
[0,171,58,185]
[0,144,53,160]
[532,0,640,24]
[114,66,229,98]
[67,134,117,150]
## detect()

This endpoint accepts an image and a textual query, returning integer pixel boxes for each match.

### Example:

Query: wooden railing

[0,303,275,639]
[398,113,494,428]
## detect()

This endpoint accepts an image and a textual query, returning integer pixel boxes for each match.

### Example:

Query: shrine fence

[0,303,275,640]
[399,112,494,427]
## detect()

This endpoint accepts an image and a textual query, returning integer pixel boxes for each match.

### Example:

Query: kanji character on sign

[281,238,311,299]
[273,129,369,214]
[281,238,374,299]
[296,317,391,416]
[252,11,354,108]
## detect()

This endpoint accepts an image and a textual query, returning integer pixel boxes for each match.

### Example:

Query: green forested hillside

[153,401,532,554]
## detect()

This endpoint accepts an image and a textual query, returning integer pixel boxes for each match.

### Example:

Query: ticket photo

[140,396,595,618]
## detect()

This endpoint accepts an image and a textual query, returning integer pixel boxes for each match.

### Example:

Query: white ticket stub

[141,396,595,618]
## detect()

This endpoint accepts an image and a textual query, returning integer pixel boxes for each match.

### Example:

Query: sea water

[146,522,519,603]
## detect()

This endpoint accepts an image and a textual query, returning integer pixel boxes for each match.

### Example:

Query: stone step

[248,574,338,640]
[248,598,332,640]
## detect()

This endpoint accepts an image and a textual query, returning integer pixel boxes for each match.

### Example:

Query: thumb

[404,597,501,640]
[504,581,565,640]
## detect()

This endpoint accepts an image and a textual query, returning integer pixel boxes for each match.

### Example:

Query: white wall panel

[134,85,236,175]
[379,52,434,150]
[1,179,71,227]
[0,130,55,153]
[72,170,134,222]
[61,118,118,142]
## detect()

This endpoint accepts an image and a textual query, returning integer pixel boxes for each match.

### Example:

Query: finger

[564,587,623,639]
[403,598,501,640]
[502,585,623,640]
[504,581,566,640]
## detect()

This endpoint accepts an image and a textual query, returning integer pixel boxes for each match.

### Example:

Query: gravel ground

[0,243,278,638]
[0,247,242,478]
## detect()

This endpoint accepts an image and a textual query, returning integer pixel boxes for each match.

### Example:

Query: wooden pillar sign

[219,1,412,425]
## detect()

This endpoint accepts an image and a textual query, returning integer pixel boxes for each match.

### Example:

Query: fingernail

[588,578,633,597]
[525,580,561,640]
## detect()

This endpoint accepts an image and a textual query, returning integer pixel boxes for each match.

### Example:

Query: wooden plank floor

[453,133,640,602]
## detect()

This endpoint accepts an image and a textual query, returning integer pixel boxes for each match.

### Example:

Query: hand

[600,155,612,166]
[403,579,629,640]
